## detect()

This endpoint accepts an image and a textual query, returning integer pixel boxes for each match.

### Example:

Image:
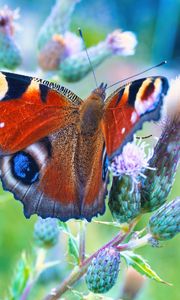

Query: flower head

[63,31,83,56]
[34,217,60,248]
[106,29,137,55]
[148,197,180,240]
[0,5,19,36]
[110,138,153,181]
[38,31,82,70]
[86,247,121,293]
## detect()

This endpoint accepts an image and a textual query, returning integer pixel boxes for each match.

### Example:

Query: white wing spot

[121,127,126,134]
[0,122,5,128]
[131,111,138,124]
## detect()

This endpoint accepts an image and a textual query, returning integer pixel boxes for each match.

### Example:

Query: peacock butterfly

[0,71,169,221]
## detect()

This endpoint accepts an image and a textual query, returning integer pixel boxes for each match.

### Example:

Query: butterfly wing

[0,132,81,221]
[0,71,82,154]
[0,125,107,221]
[101,77,169,159]
[0,72,107,221]
[0,71,85,220]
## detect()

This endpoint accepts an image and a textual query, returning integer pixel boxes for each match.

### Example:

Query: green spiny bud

[60,29,137,82]
[34,217,59,248]
[38,0,80,50]
[0,34,21,69]
[141,88,180,213]
[0,6,22,69]
[85,247,120,294]
[108,175,141,224]
[148,197,180,240]
[60,42,109,82]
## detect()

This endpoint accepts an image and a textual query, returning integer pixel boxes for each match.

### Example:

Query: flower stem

[78,221,87,265]
[116,233,152,251]
[20,280,34,300]
[43,220,137,300]
[21,248,47,300]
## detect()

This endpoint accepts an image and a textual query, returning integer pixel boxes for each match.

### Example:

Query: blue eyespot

[11,152,39,185]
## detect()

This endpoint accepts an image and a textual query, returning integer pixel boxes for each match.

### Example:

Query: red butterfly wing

[0,72,84,220]
[0,72,107,221]
[101,77,169,159]
[0,71,82,154]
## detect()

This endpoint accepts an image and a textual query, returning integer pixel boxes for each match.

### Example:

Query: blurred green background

[0,0,179,299]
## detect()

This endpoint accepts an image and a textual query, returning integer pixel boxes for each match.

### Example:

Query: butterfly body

[0,72,169,221]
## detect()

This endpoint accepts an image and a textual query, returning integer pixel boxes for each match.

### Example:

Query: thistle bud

[60,29,137,82]
[108,175,141,224]
[0,6,22,69]
[38,0,81,50]
[148,198,180,240]
[85,247,120,293]
[141,77,180,212]
[108,139,153,223]
[38,32,82,71]
[34,217,59,248]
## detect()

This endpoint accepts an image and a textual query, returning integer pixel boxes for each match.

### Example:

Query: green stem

[78,221,87,265]
[21,249,47,300]
[116,233,152,251]
[20,280,34,300]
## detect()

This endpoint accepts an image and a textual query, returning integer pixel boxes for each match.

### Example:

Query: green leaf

[58,221,79,263]
[68,236,79,264]
[121,251,171,285]
[58,221,69,234]
[9,252,32,300]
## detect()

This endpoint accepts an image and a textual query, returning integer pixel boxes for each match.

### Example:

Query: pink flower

[106,29,137,56]
[0,5,20,36]
[63,31,83,56]
[110,138,154,181]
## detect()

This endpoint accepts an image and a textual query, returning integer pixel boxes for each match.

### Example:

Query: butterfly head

[93,82,107,102]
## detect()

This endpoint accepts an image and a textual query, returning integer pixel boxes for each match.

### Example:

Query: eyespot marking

[11,152,39,185]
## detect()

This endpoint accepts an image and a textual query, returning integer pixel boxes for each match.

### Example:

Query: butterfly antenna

[106,61,167,90]
[78,28,98,88]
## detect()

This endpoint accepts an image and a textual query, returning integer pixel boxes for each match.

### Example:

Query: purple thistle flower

[38,31,83,71]
[62,31,83,56]
[110,137,154,182]
[108,138,153,223]
[0,5,20,36]
[106,29,137,56]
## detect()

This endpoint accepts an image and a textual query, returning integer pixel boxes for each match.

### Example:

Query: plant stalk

[116,233,152,251]
[78,221,87,265]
